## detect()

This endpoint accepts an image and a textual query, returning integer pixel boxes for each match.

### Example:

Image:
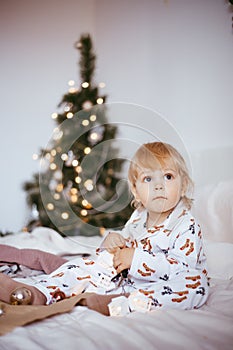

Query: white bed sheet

[0,228,233,350]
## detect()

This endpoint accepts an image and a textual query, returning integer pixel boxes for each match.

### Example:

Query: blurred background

[0,0,232,232]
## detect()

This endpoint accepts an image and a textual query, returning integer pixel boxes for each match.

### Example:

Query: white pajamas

[34,201,209,310]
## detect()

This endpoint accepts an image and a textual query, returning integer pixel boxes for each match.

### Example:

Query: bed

[0,151,233,349]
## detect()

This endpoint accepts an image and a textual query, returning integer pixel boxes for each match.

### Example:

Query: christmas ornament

[10,287,32,305]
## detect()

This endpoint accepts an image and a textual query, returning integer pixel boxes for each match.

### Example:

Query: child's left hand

[113,247,135,273]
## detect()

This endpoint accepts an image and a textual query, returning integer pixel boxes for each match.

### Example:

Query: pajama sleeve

[129,219,204,281]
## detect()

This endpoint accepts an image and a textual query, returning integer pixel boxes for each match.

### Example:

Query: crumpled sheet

[0,228,233,349]
[0,279,233,350]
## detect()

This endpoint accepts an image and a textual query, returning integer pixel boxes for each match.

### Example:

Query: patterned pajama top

[34,201,209,309]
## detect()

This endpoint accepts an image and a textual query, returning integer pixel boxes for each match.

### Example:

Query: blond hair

[128,142,193,209]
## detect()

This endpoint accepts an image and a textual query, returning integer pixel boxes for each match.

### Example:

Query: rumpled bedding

[0,226,233,349]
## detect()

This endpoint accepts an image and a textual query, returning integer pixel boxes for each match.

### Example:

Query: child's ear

[181,177,188,197]
[130,184,138,200]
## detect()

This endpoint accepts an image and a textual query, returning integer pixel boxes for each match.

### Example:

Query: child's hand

[102,232,126,253]
[113,247,135,273]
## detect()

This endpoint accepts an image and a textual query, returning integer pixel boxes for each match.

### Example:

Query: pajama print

[33,201,209,309]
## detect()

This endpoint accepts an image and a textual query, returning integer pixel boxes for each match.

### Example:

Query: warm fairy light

[96,97,104,104]
[72,159,79,167]
[99,82,106,88]
[81,209,88,216]
[57,146,62,153]
[53,128,63,140]
[70,195,78,203]
[32,153,38,160]
[68,80,75,86]
[75,176,82,184]
[61,212,69,220]
[51,113,58,119]
[64,105,71,112]
[90,132,98,140]
[82,199,92,209]
[90,114,96,121]
[69,87,77,93]
[56,184,63,192]
[47,203,54,211]
[99,227,106,236]
[50,163,57,170]
[54,193,60,200]
[66,112,74,119]
[84,147,91,154]
[84,179,94,191]
[82,101,93,110]
[70,188,78,194]
[82,199,88,207]
[82,119,89,126]
[45,153,51,160]
[82,82,89,88]
[61,153,68,161]
[75,166,82,173]
[51,149,56,156]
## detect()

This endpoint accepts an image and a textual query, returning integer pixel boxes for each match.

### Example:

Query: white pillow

[193,180,233,243]
[204,239,233,280]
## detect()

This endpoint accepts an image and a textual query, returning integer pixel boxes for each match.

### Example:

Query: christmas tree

[23,34,133,237]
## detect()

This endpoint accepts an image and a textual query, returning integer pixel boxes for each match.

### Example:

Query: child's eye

[143,176,151,183]
[164,173,173,180]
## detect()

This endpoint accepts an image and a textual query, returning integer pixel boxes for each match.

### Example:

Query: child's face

[133,160,183,220]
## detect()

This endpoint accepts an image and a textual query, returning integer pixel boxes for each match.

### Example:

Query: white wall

[0,0,232,232]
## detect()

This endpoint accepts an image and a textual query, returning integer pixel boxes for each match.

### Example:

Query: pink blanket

[0,244,67,273]
[0,244,67,304]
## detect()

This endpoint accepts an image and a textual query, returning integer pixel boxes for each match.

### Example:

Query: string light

[99,227,106,236]
[68,80,75,86]
[70,195,78,203]
[50,163,57,170]
[75,165,82,173]
[61,212,69,220]
[84,147,91,154]
[56,184,63,192]
[84,179,94,191]
[81,209,88,216]
[51,113,58,119]
[47,203,54,211]
[72,159,79,167]
[66,112,74,119]
[53,128,63,141]
[69,87,78,93]
[96,97,104,104]
[45,153,51,160]
[51,149,57,156]
[82,82,89,88]
[75,176,82,184]
[82,119,89,126]
[90,132,98,141]
[90,114,96,122]
[82,101,93,110]
[32,153,38,160]
[99,82,106,88]
[70,188,78,194]
[61,153,68,161]
[54,193,60,200]
[82,199,92,209]
[64,105,71,112]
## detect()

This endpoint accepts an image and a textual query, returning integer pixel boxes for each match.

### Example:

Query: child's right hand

[102,232,126,253]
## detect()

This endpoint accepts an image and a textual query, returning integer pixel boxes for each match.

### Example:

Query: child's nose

[154,182,163,190]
